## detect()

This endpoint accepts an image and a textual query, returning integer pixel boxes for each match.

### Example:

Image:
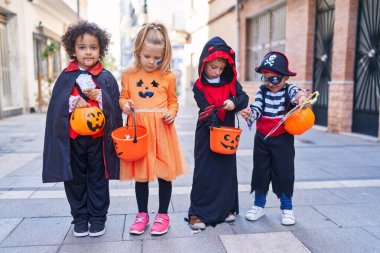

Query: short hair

[214,57,228,64]
[61,20,110,60]
[205,57,228,69]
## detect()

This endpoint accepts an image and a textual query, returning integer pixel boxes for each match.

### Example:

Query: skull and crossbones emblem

[264,55,277,66]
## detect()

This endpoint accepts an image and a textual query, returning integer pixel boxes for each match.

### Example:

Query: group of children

[42,20,308,237]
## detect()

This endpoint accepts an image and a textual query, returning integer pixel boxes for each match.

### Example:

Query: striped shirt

[250,83,301,120]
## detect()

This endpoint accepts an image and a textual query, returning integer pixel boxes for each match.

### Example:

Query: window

[52,42,61,75]
[0,14,11,107]
[33,34,48,80]
[33,34,61,108]
[33,35,61,82]
[246,3,286,81]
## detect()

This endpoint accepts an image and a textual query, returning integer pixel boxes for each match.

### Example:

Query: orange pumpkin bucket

[210,126,242,155]
[264,91,319,140]
[70,106,105,135]
[209,109,242,155]
[111,108,148,161]
[284,108,315,135]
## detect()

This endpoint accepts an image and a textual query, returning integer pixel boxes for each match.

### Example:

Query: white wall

[0,0,86,114]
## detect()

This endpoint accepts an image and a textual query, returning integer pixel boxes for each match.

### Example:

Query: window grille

[246,3,286,81]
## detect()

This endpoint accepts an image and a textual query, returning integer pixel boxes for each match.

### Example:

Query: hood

[198,36,237,86]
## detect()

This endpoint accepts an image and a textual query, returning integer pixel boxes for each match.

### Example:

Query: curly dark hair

[61,20,110,60]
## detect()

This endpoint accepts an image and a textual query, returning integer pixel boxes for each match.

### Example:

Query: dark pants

[64,136,109,224]
[251,132,295,198]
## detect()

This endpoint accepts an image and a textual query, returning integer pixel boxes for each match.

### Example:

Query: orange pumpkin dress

[119,69,187,182]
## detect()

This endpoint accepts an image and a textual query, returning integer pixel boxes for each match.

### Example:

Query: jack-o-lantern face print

[220,133,240,150]
[113,141,123,157]
[87,111,105,132]
[137,79,159,98]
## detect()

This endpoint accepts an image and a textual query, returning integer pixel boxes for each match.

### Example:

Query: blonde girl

[119,23,186,236]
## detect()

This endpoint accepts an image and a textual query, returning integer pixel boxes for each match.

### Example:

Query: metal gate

[312,0,335,126]
[352,0,380,137]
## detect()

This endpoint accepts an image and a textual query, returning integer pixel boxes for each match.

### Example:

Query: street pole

[143,0,148,23]
[77,0,80,21]
[236,0,240,74]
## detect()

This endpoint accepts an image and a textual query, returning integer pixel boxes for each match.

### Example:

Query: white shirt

[68,69,103,112]
[206,76,221,84]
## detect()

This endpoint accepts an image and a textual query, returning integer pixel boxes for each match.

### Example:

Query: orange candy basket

[111,109,148,161]
[284,108,315,135]
[70,107,105,136]
[209,108,242,155]
[210,126,242,155]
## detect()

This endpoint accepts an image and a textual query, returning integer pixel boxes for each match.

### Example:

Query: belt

[134,108,168,113]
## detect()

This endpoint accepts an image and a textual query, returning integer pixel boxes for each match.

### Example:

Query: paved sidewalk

[0,100,380,252]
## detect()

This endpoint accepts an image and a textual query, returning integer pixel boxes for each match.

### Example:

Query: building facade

[185,0,380,139]
[0,0,87,118]
[119,0,188,103]
[184,0,238,88]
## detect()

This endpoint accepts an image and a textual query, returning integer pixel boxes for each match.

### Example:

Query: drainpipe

[77,0,80,21]
[236,0,240,73]
[143,0,148,23]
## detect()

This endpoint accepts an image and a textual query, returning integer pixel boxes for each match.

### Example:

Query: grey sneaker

[281,209,296,226]
[245,206,265,221]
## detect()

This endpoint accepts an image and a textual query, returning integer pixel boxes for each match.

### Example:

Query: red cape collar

[65,60,103,76]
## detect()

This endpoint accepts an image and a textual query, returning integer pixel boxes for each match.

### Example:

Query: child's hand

[240,107,251,120]
[122,99,134,114]
[298,95,307,105]
[298,95,312,109]
[83,88,101,100]
[295,90,311,108]
[241,107,256,131]
[74,97,90,108]
[162,111,174,124]
[223,99,235,111]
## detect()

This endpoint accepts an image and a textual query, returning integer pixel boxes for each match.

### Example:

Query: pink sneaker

[129,212,149,235]
[150,213,170,235]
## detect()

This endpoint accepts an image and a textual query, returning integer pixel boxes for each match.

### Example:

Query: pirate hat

[255,51,297,76]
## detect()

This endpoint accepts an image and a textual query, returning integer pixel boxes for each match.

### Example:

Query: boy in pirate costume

[241,51,307,226]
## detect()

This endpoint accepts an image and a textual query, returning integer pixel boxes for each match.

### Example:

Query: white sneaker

[224,213,235,222]
[245,206,265,221]
[281,209,296,226]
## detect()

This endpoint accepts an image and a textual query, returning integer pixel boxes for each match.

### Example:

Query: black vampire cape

[188,37,249,226]
[42,61,122,183]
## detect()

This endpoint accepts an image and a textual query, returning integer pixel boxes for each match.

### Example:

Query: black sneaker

[73,222,89,237]
[89,222,106,237]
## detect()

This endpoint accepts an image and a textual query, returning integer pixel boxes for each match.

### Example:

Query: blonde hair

[127,22,172,73]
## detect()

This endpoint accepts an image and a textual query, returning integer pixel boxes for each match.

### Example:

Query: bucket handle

[70,82,91,120]
[125,107,138,143]
[210,106,240,130]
